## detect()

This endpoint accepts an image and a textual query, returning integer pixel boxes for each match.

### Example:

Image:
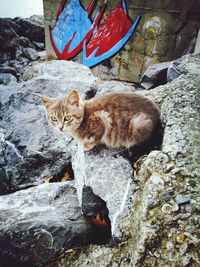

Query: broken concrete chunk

[72,146,135,239]
[0,183,94,267]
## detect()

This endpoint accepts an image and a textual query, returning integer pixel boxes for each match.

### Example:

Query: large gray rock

[2,54,199,267]
[140,61,182,89]
[0,73,17,85]
[27,15,44,28]
[0,18,20,51]
[0,61,98,194]
[22,47,40,61]
[140,61,171,89]
[14,16,45,43]
[0,15,45,84]
[0,182,93,267]
[0,60,141,265]
[72,147,134,238]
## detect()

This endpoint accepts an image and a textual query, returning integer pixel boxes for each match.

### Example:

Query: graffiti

[133,16,163,77]
[50,0,140,68]
[142,16,162,67]
[50,0,106,61]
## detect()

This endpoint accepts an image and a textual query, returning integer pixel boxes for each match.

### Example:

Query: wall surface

[43,0,200,82]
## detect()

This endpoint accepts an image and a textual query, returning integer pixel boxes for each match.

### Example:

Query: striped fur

[41,90,160,151]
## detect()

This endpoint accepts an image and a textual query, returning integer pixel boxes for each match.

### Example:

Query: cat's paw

[83,142,95,151]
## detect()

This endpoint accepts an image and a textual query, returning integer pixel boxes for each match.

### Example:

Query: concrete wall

[43,0,200,82]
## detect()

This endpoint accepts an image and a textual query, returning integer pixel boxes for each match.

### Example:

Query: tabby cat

[41,90,160,151]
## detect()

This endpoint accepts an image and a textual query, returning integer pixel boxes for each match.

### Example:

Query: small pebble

[163,192,172,202]
[176,233,185,244]
[175,194,190,205]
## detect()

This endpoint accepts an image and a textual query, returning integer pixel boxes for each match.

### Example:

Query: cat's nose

[58,125,64,131]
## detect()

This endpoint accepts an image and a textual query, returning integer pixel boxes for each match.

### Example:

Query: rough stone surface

[194,29,200,53]
[0,73,17,85]
[0,61,97,194]
[72,147,134,238]
[46,54,200,267]
[0,15,45,82]
[0,54,200,267]
[0,59,141,266]
[140,62,170,89]
[167,63,182,82]
[140,60,183,89]
[22,47,40,61]
[0,182,93,267]
[0,18,20,51]
[14,16,45,43]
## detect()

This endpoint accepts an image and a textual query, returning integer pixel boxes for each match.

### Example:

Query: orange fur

[41,90,160,151]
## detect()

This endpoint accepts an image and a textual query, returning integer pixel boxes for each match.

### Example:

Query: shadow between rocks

[119,119,164,164]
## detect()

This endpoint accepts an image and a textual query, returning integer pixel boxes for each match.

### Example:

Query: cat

[41,89,160,151]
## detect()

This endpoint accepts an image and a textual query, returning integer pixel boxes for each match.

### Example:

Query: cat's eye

[50,116,57,122]
[64,115,72,122]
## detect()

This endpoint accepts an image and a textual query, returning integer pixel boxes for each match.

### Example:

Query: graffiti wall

[49,0,140,68]
[43,0,200,82]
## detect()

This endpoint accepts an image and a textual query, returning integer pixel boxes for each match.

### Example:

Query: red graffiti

[86,2,133,57]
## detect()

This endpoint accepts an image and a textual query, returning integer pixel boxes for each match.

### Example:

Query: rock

[96,80,135,96]
[194,29,200,54]
[18,36,34,48]
[0,18,20,51]
[0,16,45,81]
[17,56,30,66]
[167,63,182,82]
[0,73,17,85]
[0,61,98,194]
[72,147,134,238]
[140,60,183,89]
[27,15,44,28]
[14,17,45,43]
[175,194,191,205]
[140,62,171,89]
[0,85,70,192]
[22,47,40,61]
[162,191,173,202]
[22,68,35,81]
[0,182,94,267]
[36,60,98,86]
[0,66,19,79]
[1,55,200,267]
[0,51,12,64]
[33,41,45,50]
[38,50,46,61]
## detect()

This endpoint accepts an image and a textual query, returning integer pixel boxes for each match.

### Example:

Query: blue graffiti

[51,0,91,53]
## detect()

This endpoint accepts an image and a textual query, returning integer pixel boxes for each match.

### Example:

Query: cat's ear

[67,90,80,107]
[40,96,53,108]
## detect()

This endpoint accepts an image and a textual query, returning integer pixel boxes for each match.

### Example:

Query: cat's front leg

[82,141,96,151]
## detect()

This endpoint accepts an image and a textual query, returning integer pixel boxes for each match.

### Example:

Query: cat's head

[41,90,84,133]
